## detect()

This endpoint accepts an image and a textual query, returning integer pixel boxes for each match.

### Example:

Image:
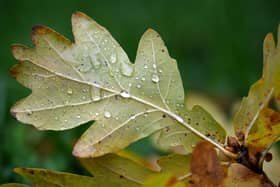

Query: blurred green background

[1,0,280,184]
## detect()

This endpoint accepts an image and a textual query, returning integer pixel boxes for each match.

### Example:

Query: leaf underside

[11,11,225,157]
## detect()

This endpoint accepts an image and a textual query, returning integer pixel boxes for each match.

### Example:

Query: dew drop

[144,64,148,69]
[110,53,117,64]
[131,115,136,120]
[128,83,132,87]
[67,88,73,95]
[120,90,130,98]
[152,74,160,83]
[158,69,163,73]
[64,119,68,122]
[95,112,99,116]
[152,64,157,69]
[141,77,146,81]
[91,87,101,101]
[121,62,133,77]
[144,113,148,117]
[77,115,81,119]
[104,111,111,118]
[136,84,142,88]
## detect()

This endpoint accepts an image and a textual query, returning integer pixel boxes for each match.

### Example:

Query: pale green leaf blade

[11,11,226,157]
[80,154,155,186]
[156,105,226,152]
[15,167,146,187]
[142,174,186,187]
[233,80,272,141]
[14,168,99,187]
[158,154,191,178]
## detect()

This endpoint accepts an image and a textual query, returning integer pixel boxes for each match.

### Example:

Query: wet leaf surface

[11,11,225,157]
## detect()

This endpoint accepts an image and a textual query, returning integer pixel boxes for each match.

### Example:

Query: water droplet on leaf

[104,111,111,118]
[120,90,130,98]
[121,62,133,77]
[152,74,160,83]
[67,88,73,95]
[110,53,117,64]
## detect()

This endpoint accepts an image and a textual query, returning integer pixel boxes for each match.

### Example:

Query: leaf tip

[72,11,91,25]
[263,32,275,55]
[143,28,161,39]
[32,25,49,36]
[11,44,26,60]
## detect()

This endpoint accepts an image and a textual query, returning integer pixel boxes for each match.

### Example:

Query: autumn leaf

[79,153,155,186]
[224,163,271,187]
[14,168,100,187]
[233,27,280,142]
[142,174,187,187]
[246,108,280,166]
[11,11,226,157]
[14,157,154,187]
[0,184,29,187]
[190,141,225,187]
[156,105,226,153]
[158,154,191,178]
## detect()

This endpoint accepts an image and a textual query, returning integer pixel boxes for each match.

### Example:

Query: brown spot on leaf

[191,141,225,187]
[264,152,273,162]
[9,65,19,78]
[32,25,48,35]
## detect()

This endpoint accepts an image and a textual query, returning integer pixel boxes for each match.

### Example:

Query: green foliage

[2,11,280,187]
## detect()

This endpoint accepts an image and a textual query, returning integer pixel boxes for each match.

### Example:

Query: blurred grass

[1,0,280,183]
